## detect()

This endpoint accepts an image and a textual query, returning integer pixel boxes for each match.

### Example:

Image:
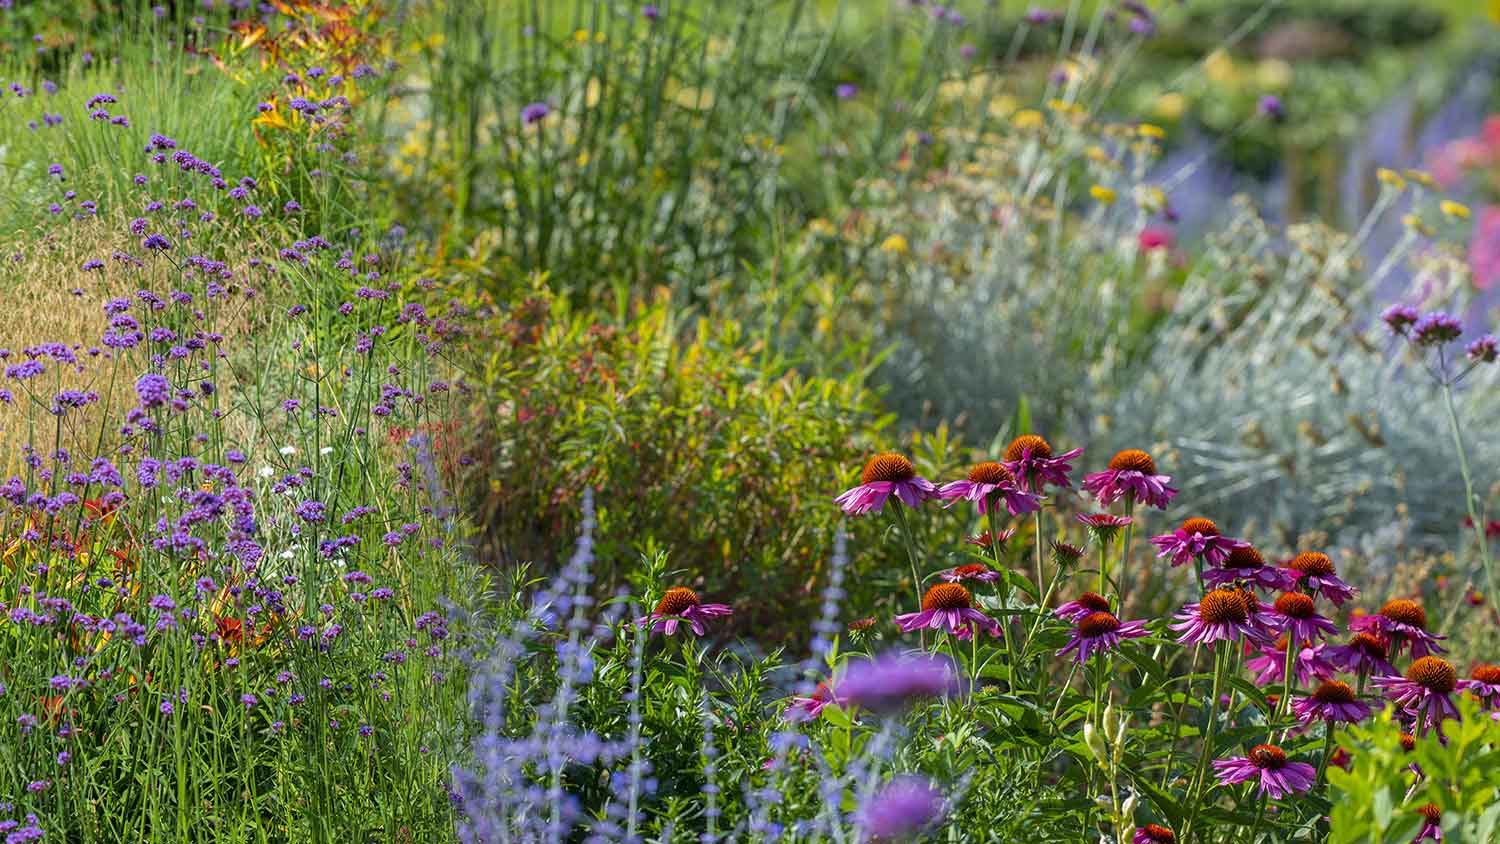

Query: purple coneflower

[839,651,959,712]
[1292,680,1372,725]
[1150,517,1246,567]
[1082,449,1176,509]
[1001,434,1083,491]
[965,527,1015,549]
[835,453,938,516]
[1350,599,1445,658]
[1170,588,1269,648]
[1134,824,1176,844]
[1266,592,1339,643]
[521,101,551,125]
[938,462,1041,516]
[1461,664,1500,709]
[1076,513,1132,545]
[1413,804,1442,842]
[895,584,1001,641]
[634,587,732,636]
[1372,656,1460,734]
[1245,636,1337,687]
[1324,632,1396,678]
[1281,552,1357,606]
[1054,591,1112,623]
[939,562,1001,584]
[783,681,844,722]
[855,775,945,840]
[1204,545,1294,592]
[1212,744,1315,799]
[1058,611,1149,664]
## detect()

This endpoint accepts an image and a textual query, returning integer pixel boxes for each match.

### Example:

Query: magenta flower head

[1170,588,1270,648]
[855,775,945,840]
[835,83,858,100]
[634,587,732,636]
[1325,632,1396,678]
[1245,636,1337,687]
[896,584,1002,641]
[1001,434,1083,492]
[1349,599,1446,658]
[520,101,550,125]
[1281,552,1357,607]
[1411,311,1463,347]
[938,562,1001,584]
[1082,449,1177,509]
[1076,513,1132,545]
[1150,517,1247,567]
[1373,656,1461,735]
[1133,824,1177,844]
[1055,591,1112,623]
[1204,545,1294,592]
[1382,304,1420,336]
[835,453,938,516]
[1413,804,1442,842]
[1292,680,1372,725]
[1257,95,1285,121]
[783,680,845,722]
[1267,592,1339,644]
[1460,664,1500,709]
[1058,611,1149,664]
[1467,335,1499,364]
[965,527,1015,549]
[1212,744,1315,799]
[839,651,959,713]
[938,462,1041,517]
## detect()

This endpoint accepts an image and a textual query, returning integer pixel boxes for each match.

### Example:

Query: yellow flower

[1402,214,1434,236]
[808,218,835,237]
[1440,200,1471,220]
[1376,168,1405,190]
[1012,109,1045,130]
[1136,186,1167,213]
[880,234,910,255]
[1403,169,1436,188]
[572,29,590,43]
[1137,123,1166,140]
[1154,92,1186,121]
[1089,185,1117,205]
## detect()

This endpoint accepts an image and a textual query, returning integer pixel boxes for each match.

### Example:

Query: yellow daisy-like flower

[1376,168,1405,190]
[880,234,910,255]
[1137,123,1166,140]
[1404,169,1436,188]
[1440,200,1471,220]
[1090,185,1117,204]
[1402,214,1434,236]
[1012,109,1045,130]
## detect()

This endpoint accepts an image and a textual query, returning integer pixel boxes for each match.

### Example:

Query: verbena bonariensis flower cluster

[0,72,477,838]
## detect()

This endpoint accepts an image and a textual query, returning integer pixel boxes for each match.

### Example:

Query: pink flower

[1292,680,1372,725]
[939,563,1002,584]
[1459,664,1500,709]
[1280,552,1357,607]
[1204,545,1295,592]
[1054,591,1113,623]
[1371,656,1460,735]
[1149,517,1247,567]
[938,462,1042,517]
[1000,435,1083,491]
[1470,206,1500,291]
[895,584,1003,641]
[1245,636,1338,687]
[1349,599,1446,658]
[1058,611,1149,664]
[1413,804,1443,843]
[1082,449,1177,509]
[1324,632,1396,678]
[1212,745,1316,799]
[1138,226,1173,252]
[835,453,939,516]
[634,587,733,636]
[1265,592,1339,644]
[1076,513,1133,544]
[1169,589,1270,648]
[783,681,845,722]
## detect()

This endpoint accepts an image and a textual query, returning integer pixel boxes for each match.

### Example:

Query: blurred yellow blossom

[1404,169,1436,188]
[1376,168,1405,190]
[1090,185,1117,204]
[880,234,910,255]
[1137,123,1166,140]
[1440,200,1471,220]
[1012,109,1045,130]
[1403,213,1434,236]
[1153,93,1186,121]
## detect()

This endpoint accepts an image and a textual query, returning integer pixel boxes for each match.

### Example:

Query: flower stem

[1182,645,1228,844]
[1441,380,1499,611]
[1315,726,1336,788]
[1116,499,1135,605]
[988,508,1019,681]
[891,502,927,648]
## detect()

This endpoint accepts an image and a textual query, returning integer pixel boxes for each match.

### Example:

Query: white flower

[278,445,297,456]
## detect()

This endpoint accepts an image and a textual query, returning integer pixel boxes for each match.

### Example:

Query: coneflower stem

[1315,727,1336,788]
[1116,499,1135,607]
[1277,642,1297,721]
[1034,508,1046,610]
[1441,379,1499,616]
[891,502,926,648]
[1182,645,1228,844]
[987,508,1018,678]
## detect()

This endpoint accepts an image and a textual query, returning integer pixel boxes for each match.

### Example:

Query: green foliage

[469,281,888,643]
[1329,698,1500,844]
